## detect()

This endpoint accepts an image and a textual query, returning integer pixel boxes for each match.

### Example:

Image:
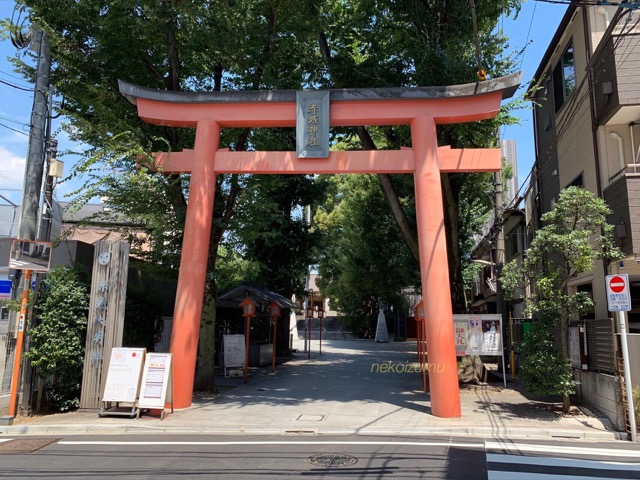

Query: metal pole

[618,310,637,442]
[319,316,322,356]
[9,269,31,417]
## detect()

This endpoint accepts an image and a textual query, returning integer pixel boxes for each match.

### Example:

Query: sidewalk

[0,339,625,440]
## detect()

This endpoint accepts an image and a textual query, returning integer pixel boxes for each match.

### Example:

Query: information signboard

[453,314,505,387]
[223,334,245,377]
[102,347,145,403]
[138,353,173,416]
[453,314,502,356]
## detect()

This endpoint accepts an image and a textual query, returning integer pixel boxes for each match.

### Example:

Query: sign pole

[9,269,31,418]
[618,310,637,442]
[605,274,637,441]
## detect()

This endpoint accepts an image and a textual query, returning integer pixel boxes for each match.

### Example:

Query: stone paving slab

[0,339,626,441]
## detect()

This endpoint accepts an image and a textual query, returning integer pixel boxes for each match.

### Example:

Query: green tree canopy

[501,186,623,411]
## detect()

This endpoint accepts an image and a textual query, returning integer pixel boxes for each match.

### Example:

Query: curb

[0,423,626,441]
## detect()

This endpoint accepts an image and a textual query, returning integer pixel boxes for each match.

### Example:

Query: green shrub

[27,266,89,412]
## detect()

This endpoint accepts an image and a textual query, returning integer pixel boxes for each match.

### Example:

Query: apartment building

[529,4,640,430]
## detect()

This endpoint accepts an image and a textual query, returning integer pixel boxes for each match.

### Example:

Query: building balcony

[593,33,640,126]
[603,168,640,256]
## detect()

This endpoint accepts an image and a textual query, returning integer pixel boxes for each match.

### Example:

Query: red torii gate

[119,73,521,418]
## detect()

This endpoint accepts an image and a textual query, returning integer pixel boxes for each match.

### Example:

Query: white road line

[58,440,481,447]
[0,439,13,443]
[486,440,640,458]
[488,472,627,480]
[487,453,640,471]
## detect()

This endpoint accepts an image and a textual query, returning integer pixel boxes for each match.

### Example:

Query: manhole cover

[0,438,59,454]
[306,453,358,468]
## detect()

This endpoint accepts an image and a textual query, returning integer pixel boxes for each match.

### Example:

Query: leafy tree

[313,0,523,311]
[26,266,89,412]
[7,0,322,390]
[501,187,623,412]
[6,0,526,392]
[316,174,418,335]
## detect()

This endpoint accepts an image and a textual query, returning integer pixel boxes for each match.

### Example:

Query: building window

[552,40,576,113]
[567,173,584,188]
[506,227,521,259]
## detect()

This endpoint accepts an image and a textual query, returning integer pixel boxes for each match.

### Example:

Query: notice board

[223,334,245,369]
[453,314,502,356]
[138,353,173,410]
[102,348,146,403]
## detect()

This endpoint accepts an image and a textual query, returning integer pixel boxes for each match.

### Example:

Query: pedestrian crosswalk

[486,441,640,479]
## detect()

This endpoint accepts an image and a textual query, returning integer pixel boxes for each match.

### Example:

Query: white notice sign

[223,334,246,369]
[138,353,173,410]
[102,348,146,403]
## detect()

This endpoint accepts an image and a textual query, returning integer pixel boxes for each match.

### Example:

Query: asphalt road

[0,434,639,479]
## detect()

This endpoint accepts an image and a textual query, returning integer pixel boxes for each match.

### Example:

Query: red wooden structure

[119,73,521,418]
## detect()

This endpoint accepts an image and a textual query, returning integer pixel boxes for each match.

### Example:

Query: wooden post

[244,316,250,384]
[307,316,311,359]
[80,240,130,410]
[272,316,277,373]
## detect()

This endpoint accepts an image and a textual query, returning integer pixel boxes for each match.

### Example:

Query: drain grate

[306,453,358,468]
[0,438,60,454]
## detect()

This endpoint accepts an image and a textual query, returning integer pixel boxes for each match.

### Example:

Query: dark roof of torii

[118,72,522,106]
[217,283,300,310]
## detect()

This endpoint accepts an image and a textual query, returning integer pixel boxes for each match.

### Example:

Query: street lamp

[268,301,282,373]
[239,297,257,384]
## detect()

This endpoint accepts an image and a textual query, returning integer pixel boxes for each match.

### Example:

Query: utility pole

[494,165,507,378]
[19,28,51,241]
[7,28,51,422]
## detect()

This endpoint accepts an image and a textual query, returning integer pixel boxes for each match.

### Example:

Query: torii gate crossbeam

[119,73,521,418]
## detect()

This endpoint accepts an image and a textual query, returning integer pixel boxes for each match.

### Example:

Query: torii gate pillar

[412,116,459,417]
[119,73,521,418]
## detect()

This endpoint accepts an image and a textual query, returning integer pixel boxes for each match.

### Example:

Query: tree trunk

[354,127,420,264]
[194,272,217,391]
[560,308,571,413]
[441,174,466,313]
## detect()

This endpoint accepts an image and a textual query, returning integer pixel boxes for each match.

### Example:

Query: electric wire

[519,2,539,70]
[0,78,33,92]
[0,69,31,86]
[0,122,29,136]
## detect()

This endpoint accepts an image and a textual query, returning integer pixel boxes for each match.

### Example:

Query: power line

[0,114,29,127]
[0,69,31,86]
[0,78,33,92]
[519,2,538,70]
[0,122,29,136]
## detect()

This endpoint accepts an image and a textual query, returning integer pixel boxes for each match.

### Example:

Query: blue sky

[0,0,567,207]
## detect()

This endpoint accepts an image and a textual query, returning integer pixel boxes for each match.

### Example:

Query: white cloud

[0,146,26,189]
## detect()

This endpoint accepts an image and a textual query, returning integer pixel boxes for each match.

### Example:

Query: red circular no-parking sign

[609,275,626,293]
